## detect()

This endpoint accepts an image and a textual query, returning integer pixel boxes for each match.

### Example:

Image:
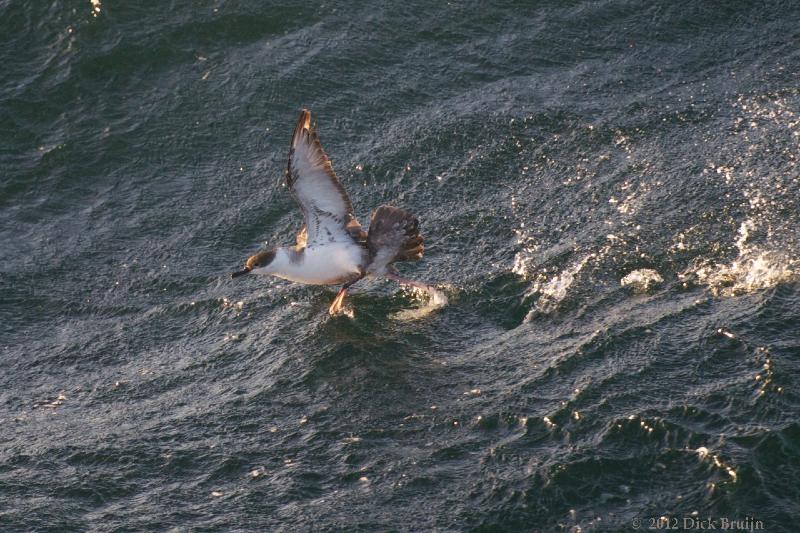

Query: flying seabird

[231,109,434,315]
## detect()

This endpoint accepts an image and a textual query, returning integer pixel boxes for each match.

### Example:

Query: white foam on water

[621,269,664,293]
[392,285,448,321]
[511,216,539,279]
[524,255,592,321]
[686,219,798,296]
[334,306,355,319]
[684,93,800,297]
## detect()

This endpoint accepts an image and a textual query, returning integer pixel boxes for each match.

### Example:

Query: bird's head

[231,248,277,278]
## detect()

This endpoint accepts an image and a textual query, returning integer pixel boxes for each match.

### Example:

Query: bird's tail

[366,205,424,272]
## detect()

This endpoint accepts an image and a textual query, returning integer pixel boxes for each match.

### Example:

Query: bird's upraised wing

[286,109,366,248]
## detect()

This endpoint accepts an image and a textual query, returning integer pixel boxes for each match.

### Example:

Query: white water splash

[683,92,800,296]
[685,220,798,296]
[393,285,448,321]
[524,255,592,321]
[511,217,539,279]
[621,269,664,293]
[333,306,355,319]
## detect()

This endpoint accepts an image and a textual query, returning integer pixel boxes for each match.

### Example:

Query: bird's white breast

[275,243,365,285]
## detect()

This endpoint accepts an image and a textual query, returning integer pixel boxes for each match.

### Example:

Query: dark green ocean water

[2,1,800,531]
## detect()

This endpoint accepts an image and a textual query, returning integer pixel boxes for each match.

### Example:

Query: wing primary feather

[286,109,312,188]
[284,109,366,247]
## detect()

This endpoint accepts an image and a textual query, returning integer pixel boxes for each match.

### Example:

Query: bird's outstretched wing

[365,205,424,274]
[286,109,366,247]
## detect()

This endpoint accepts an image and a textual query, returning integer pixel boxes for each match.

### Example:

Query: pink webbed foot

[328,287,348,315]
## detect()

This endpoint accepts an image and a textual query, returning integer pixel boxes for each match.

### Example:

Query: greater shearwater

[231,109,434,315]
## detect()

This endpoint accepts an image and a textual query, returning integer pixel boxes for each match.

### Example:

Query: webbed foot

[328,287,348,315]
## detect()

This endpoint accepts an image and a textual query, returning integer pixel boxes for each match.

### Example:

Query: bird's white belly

[276,243,364,285]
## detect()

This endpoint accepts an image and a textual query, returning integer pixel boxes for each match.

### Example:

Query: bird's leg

[384,272,435,293]
[329,287,348,315]
[328,276,363,316]
[384,271,448,316]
